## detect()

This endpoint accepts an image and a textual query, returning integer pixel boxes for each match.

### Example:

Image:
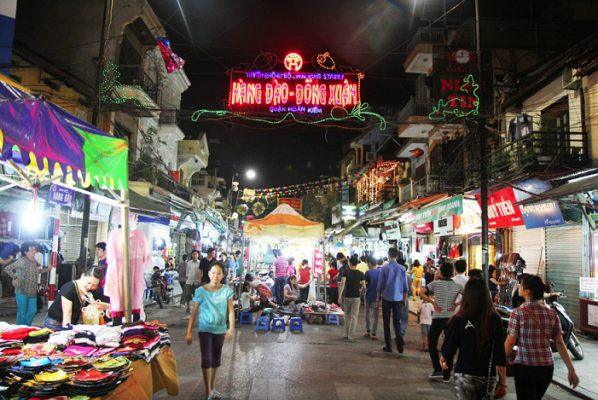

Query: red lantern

[410,148,424,161]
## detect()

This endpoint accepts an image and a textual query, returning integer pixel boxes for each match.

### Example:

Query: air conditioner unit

[562,68,581,90]
[365,152,376,162]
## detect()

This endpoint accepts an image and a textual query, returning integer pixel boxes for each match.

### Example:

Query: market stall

[242,204,339,322]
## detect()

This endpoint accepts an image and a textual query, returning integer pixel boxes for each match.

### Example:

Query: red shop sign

[413,222,433,233]
[477,187,524,228]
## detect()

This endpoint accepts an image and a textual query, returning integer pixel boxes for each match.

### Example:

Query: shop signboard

[384,219,401,240]
[90,201,111,222]
[454,213,481,235]
[519,200,564,229]
[313,249,324,275]
[478,187,524,228]
[342,205,356,220]
[580,277,597,293]
[401,223,415,236]
[415,196,463,225]
[341,187,350,206]
[277,198,302,210]
[331,204,341,225]
[48,184,75,207]
[433,217,454,236]
[358,203,369,217]
[414,222,433,233]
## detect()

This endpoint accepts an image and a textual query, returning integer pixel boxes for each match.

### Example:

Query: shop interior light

[232,212,239,220]
[23,199,42,231]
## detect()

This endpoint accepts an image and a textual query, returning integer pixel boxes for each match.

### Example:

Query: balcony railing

[159,110,179,125]
[488,131,589,180]
[406,27,445,54]
[398,97,436,123]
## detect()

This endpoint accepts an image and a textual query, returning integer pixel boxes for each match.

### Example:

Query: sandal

[371,335,378,341]
[364,332,371,338]
[212,390,222,399]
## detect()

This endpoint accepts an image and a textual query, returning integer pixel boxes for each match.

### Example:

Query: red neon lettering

[246,83,262,104]
[296,84,303,104]
[349,84,357,104]
[441,79,453,91]
[329,85,336,105]
[319,85,326,104]
[334,84,342,105]
[265,84,273,104]
[304,83,312,105]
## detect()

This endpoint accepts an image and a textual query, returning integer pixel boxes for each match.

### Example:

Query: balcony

[488,131,589,180]
[159,110,179,126]
[398,97,436,123]
[397,97,436,138]
[404,27,445,74]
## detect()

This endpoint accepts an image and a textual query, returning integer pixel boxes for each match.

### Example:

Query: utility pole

[78,0,110,274]
[475,0,490,282]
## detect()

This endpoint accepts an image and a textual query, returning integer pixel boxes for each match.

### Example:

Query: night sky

[147,0,417,189]
[147,0,547,190]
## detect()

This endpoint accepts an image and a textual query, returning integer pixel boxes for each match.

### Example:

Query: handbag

[481,340,496,400]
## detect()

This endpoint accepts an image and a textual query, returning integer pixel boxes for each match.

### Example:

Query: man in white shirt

[183,250,201,313]
[452,260,468,289]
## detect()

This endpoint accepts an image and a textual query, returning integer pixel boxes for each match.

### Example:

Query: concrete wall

[583,71,598,161]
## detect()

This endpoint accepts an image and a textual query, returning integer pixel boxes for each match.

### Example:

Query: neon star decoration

[429,74,480,121]
[191,102,386,130]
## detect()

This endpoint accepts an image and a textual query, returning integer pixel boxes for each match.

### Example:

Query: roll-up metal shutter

[545,224,583,327]
[513,225,545,278]
[60,211,98,263]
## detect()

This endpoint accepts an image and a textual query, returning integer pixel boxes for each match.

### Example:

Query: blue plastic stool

[144,288,154,300]
[328,314,340,325]
[255,317,270,332]
[166,274,174,285]
[290,317,304,333]
[271,318,285,333]
[239,313,253,325]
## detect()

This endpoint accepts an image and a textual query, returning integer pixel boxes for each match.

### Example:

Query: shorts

[420,323,431,338]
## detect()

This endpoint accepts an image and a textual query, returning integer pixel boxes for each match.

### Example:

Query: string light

[100,61,156,107]
[192,102,387,130]
[429,74,480,121]
[316,52,336,70]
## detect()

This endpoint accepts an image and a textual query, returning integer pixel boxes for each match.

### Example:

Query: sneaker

[429,371,443,379]
[396,337,404,354]
[382,346,392,353]
[443,376,452,384]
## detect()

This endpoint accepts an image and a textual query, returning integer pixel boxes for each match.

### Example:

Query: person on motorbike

[504,275,579,399]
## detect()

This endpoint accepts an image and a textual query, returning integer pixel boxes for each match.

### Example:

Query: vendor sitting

[44,267,110,329]
[283,275,299,306]
[240,282,277,321]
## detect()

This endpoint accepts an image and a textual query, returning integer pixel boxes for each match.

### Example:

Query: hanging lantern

[237,204,248,216]
[410,148,424,161]
[265,195,276,204]
[252,202,266,216]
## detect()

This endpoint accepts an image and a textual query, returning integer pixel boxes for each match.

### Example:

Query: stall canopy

[0,75,129,190]
[243,204,324,242]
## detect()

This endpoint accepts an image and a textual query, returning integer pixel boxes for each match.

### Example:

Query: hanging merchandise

[105,229,154,319]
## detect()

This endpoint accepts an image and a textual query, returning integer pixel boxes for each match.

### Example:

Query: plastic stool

[255,317,270,332]
[144,288,154,300]
[166,275,174,285]
[290,317,304,333]
[271,318,285,333]
[239,313,253,325]
[328,314,340,325]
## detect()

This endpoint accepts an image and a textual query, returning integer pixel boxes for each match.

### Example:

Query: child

[417,298,434,351]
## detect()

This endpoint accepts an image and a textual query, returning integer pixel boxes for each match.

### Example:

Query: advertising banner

[313,249,324,275]
[415,196,463,225]
[520,200,565,229]
[478,187,524,229]
[277,198,302,210]
[433,217,454,236]
[414,222,433,233]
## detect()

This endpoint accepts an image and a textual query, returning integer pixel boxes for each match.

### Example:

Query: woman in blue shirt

[186,261,235,400]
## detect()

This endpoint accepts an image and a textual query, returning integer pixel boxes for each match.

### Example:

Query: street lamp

[246,169,256,180]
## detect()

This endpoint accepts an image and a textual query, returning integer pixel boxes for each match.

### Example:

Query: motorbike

[496,289,584,360]
[150,268,173,309]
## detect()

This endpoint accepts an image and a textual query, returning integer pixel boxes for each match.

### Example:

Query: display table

[580,298,598,335]
[95,347,179,400]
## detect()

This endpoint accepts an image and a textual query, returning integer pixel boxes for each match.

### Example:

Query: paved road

[148,298,584,400]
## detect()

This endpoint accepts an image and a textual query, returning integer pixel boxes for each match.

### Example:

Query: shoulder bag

[482,340,496,400]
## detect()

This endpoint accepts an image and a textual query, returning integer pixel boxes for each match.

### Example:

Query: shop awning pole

[48,204,61,307]
[322,241,328,321]
[121,186,132,321]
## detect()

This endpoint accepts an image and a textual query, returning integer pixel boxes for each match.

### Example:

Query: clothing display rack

[497,253,526,307]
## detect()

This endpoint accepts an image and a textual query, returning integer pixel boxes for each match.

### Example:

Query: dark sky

[146,0,547,190]
[147,0,418,189]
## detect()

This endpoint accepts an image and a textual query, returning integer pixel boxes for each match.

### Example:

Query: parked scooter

[496,287,584,360]
[150,268,173,309]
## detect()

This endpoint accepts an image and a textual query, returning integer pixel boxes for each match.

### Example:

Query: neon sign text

[230,71,361,113]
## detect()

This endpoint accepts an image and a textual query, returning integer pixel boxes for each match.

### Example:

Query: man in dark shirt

[199,248,215,285]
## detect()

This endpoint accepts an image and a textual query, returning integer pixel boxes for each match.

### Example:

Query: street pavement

[0,285,591,400]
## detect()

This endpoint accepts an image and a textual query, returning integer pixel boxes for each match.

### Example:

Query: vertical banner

[313,249,324,275]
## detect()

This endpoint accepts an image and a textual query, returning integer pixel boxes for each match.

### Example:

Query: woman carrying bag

[505,275,579,399]
[441,278,507,399]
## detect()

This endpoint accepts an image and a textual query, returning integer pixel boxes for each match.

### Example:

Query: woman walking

[186,262,235,400]
[5,242,49,326]
[338,255,365,342]
[440,279,507,399]
[505,275,579,399]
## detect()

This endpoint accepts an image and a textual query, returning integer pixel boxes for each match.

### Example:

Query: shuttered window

[513,225,545,278]
[545,224,583,326]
